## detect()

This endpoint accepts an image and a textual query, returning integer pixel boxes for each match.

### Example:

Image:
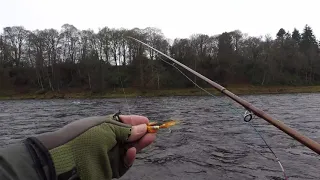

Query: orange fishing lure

[147,120,178,133]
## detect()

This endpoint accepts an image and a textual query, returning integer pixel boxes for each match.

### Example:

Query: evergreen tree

[300,24,318,53]
[277,28,286,39]
[292,28,301,44]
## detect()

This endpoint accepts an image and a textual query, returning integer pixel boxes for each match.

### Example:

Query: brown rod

[128,36,320,155]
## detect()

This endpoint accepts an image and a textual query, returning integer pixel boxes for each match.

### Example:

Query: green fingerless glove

[25,115,132,180]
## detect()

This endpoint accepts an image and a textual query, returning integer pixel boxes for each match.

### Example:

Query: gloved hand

[24,114,156,180]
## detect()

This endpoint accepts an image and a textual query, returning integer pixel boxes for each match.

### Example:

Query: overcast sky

[1,0,319,40]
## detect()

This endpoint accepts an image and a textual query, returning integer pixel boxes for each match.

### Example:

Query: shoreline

[1,85,320,100]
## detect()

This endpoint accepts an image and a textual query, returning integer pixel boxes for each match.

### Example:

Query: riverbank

[1,85,320,100]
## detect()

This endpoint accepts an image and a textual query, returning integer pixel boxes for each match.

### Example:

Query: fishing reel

[243,110,253,122]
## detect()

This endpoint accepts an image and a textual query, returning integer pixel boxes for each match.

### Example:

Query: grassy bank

[1,85,320,100]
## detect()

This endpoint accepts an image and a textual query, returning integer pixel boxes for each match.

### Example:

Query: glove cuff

[24,137,57,180]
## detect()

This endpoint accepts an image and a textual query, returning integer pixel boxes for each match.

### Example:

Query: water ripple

[0,94,320,179]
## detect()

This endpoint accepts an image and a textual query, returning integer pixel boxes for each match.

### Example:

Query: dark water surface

[0,93,319,179]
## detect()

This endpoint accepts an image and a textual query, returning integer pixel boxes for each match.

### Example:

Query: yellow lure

[147,120,178,133]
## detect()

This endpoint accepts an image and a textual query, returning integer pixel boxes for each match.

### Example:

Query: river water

[0,93,319,179]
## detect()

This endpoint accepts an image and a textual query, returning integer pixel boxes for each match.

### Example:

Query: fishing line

[248,122,288,179]
[121,36,288,179]
[141,43,288,179]
[115,54,132,117]
[130,37,320,156]
[158,56,243,114]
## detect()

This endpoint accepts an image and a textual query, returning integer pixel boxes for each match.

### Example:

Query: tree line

[0,24,319,93]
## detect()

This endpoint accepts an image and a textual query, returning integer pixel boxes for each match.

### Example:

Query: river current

[0,93,319,179]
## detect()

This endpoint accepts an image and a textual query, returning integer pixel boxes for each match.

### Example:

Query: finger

[133,133,156,152]
[127,124,147,142]
[119,115,149,125]
[124,147,136,167]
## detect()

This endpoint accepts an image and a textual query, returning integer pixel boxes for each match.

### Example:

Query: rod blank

[128,36,320,155]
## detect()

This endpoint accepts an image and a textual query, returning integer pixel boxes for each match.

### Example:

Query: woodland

[0,24,319,94]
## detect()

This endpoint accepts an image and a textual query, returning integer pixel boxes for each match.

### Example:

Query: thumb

[127,124,147,142]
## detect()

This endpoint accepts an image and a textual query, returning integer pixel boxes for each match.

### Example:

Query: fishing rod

[127,36,320,155]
